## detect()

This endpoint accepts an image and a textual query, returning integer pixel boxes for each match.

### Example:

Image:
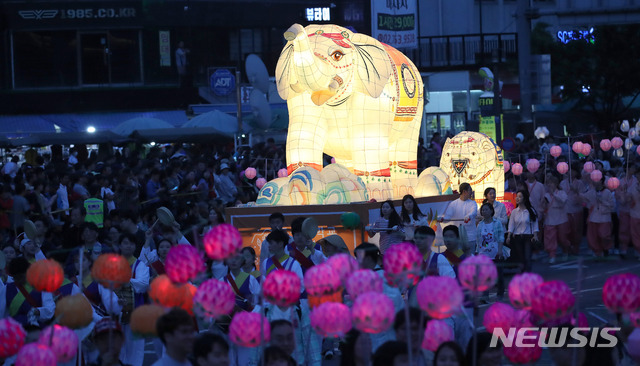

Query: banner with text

[371,0,418,49]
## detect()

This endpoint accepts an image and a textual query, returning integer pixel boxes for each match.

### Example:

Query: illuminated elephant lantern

[276,23,424,201]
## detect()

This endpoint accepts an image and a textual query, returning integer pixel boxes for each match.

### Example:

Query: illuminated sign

[306,7,331,22]
[557,28,595,44]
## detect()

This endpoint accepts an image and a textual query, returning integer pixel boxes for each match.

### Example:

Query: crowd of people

[0,132,638,366]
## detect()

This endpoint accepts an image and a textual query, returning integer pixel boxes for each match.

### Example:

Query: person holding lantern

[69,249,122,318]
[560,167,586,255]
[17,236,46,263]
[367,200,405,255]
[224,252,260,313]
[139,229,172,277]
[439,183,477,256]
[543,176,571,264]
[287,217,326,272]
[414,226,454,278]
[506,190,539,272]
[261,229,303,284]
[400,194,427,240]
[580,173,615,258]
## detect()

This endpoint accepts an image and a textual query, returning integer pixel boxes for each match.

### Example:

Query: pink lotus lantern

[15,343,57,366]
[590,169,603,182]
[550,145,562,158]
[351,292,395,334]
[483,302,516,334]
[526,159,540,173]
[556,162,569,175]
[193,279,235,318]
[612,136,624,150]
[38,325,78,363]
[325,253,359,285]
[310,302,352,337]
[277,168,288,178]
[416,276,463,319]
[304,264,342,297]
[513,309,534,328]
[530,280,575,322]
[602,273,640,314]
[509,272,544,310]
[503,333,542,365]
[244,167,257,180]
[421,320,454,352]
[382,242,422,288]
[165,245,205,284]
[346,269,383,298]
[229,312,270,348]
[606,177,620,191]
[581,143,592,156]
[458,255,498,293]
[583,161,595,173]
[0,317,26,358]
[511,163,523,176]
[630,312,640,328]
[600,139,612,151]
[572,141,584,154]
[504,161,511,173]
[256,177,267,189]
[263,270,301,307]
[203,223,243,260]
[504,201,515,217]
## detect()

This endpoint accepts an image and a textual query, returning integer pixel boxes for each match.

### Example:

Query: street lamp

[87,126,96,133]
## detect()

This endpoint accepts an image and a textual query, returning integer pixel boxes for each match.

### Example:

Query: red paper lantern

[382,242,422,288]
[530,280,575,322]
[511,163,523,176]
[600,139,612,152]
[91,253,132,290]
[606,177,620,191]
[572,141,584,154]
[262,270,301,307]
[509,272,544,310]
[165,245,205,284]
[229,312,270,348]
[503,331,542,365]
[193,279,235,318]
[581,143,592,156]
[504,161,510,173]
[416,276,463,319]
[612,137,624,150]
[256,178,267,189]
[180,283,197,316]
[15,343,56,366]
[550,145,562,158]
[458,254,498,292]
[583,161,595,173]
[304,264,341,297]
[130,304,166,336]
[38,325,78,363]
[0,317,26,358]
[26,259,64,292]
[325,253,359,285]
[203,223,243,260]
[149,275,191,309]
[351,292,395,334]
[277,169,288,178]
[55,293,93,329]
[590,169,603,182]
[483,303,516,334]
[244,167,257,180]
[526,159,540,173]
[603,273,640,314]
[421,319,454,352]
[630,312,640,328]
[346,269,383,298]
[310,302,352,338]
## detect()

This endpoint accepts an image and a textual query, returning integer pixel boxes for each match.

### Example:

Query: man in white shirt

[440,183,477,255]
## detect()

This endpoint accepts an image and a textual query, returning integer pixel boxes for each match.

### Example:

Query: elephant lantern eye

[330,51,344,61]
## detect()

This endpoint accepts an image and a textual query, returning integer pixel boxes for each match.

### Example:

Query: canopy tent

[112,117,174,136]
[6,131,130,147]
[182,110,239,137]
[131,127,234,143]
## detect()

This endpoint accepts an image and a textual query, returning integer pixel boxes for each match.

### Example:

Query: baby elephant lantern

[276,23,424,201]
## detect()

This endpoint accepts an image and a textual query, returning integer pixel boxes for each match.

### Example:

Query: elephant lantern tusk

[284,24,305,41]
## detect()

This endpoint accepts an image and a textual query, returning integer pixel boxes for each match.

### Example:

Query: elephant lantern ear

[350,34,392,98]
[275,42,299,100]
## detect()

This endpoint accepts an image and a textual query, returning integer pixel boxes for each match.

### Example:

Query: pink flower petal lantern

[193,279,235,318]
[550,145,562,158]
[511,163,523,176]
[606,177,620,191]
[416,276,463,319]
[263,270,301,307]
[509,272,544,310]
[556,162,569,175]
[203,223,243,260]
[603,273,640,314]
[346,269,383,298]
[304,264,342,297]
[513,309,534,328]
[277,168,288,178]
[229,312,270,348]
[600,139,612,151]
[483,302,516,334]
[458,255,498,293]
[590,169,603,182]
[244,167,257,180]
[581,143,592,156]
[531,280,575,322]
[382,242,422,288]
[526,159,540,173]
[256,177,267,189]
[15,343,57,366]
[165,244,205,284]
[351,292,395,334]
[612,137,624,150]
[38,325,78,363]
[583,161,595,173]
[504,161,511,173]
[310,302,352,338]
[630,312,640,328]
[503,332,542,365]
[572,141,584,154]
[325,253,359,286]
[421,319,454,352]
[0,317,26,358]
[504,201,515,217]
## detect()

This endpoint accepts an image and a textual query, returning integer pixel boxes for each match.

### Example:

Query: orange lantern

[54,294,93,329]
[149,275,191,309]
[308,289,343,310]
[177,283,197,315]
[91,254,132,290]
[27,259,64,292]
[130,304,166,336]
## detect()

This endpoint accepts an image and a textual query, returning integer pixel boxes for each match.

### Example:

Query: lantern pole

[568,137,572,184]
[572,256,583,366]
[403,288,415,366]
[471,263,480,366]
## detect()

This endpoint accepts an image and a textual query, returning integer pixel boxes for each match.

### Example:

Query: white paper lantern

[626,138,634,150]
[622,120,630,132]
[421,167,453,194]
[415,173,442,197]
[615,148,624,158]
